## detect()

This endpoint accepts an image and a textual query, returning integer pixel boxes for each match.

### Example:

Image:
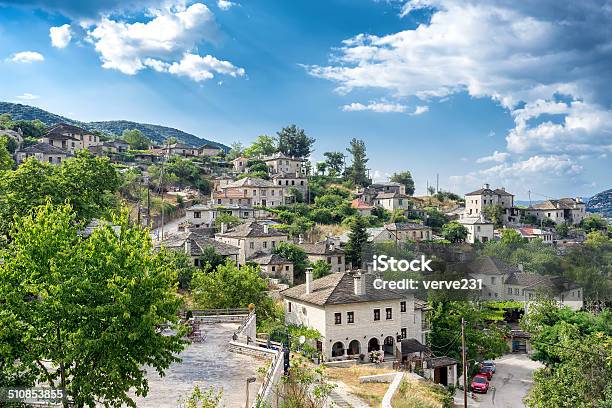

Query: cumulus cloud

[217,0,236,10]
[411,105,429,115]
[476,150,510,163]
[9,51,44,63]
[50,24,72,48]
[307,0,612,157]
[342,101,408,113]
[15,93,39,100]
[84,2,244,82]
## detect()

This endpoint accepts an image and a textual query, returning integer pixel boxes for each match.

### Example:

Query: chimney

[518,264,524,272]
[220,222,226,234]
[483,183,490,189]
[353,272,365,296]
[500,187,505,191]
[305,268,313,294]
[263,224,269,234]
[184,239,191,255]
[298,234,304,244]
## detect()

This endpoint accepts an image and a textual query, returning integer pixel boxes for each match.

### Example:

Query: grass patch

[391,378,454,408]
[326,365,395,407]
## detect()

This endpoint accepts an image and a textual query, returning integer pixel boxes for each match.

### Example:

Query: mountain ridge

[0,102,229,151]
[586,189,612,218]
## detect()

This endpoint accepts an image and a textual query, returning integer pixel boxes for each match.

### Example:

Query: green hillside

[0,102,229,151]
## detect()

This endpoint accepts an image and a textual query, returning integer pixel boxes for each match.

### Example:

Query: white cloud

[342,101,408,113]
[217,0,236,10]
[411,105,429,115]
[84,2,244,82]
[49,24,72,48]
[476,150,510,164]
[15,93,39,100]
[307,0,612,157]
[9,51,44,63]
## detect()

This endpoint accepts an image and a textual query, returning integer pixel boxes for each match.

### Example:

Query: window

[48,157,52,163]
[374,309,380,321]
[347,311,354,324]
[514,288,519,295]
[271,266,276,272]
[253,190,257,195]
[401,328,407,338]
[217,199,222,204]
[338,256,342,263]
[194,211,201,219]
[285,265,289,271]
[491,277,496,284]
[300,180,304,185]
[507,287,512,295]
[263,241,268,249]
[249,242,254,249]
[386,308,392,320]
[194,258,200,267]
[327,257,332,264]
[334,313,342,325]
[400,301,406,312]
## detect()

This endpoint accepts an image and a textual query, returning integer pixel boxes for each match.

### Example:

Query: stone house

[466,256,583,309]
[40,133,80,152]
[248,252,294,285]
[300,240,346,272]
[458,215,494,243]
[384,222,432,242]
[215,177,284,215]
[524,198,586,225]
[464,184,518,224]
[231,156,249,173]
[157,230,240,267]
[514,227,554,244]
[270,172,308,202]
[185,204,256,228]
[262,152,306,175]
[198,143,223,157]
[215,220,289,265]
[15,142,72,165]
[374,192,411,212]
[281,271,429,361]
[166,143,199,157]
[351,198,374,216]
[43,123,102,150]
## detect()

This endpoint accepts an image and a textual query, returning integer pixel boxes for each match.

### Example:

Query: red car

[470,374,490,393]
[479,365,494,380]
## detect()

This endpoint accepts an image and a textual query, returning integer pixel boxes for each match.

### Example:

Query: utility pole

[461,317,467,408]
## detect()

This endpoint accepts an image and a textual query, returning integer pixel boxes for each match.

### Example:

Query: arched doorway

[331,341,345,357]
[368,337,380,353]
[383,336,395,356]
[348,340,361,356]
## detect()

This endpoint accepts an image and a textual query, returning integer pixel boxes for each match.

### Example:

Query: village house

[15,142,72,165]
[524,198,586,225]
[300,240,346,272]
[198,142,223,157]
[0,129,23,147]
[165,143,199,157]
[384,222,433,242]
[231,156,249,173]
[351,198,374,216]
[215,177,284,215]
[185,204,255,228]
[465,256,583,309]
[281,271,430,361]
[43,123,102,150]
[358,182,406,205]
[513,227,554,244]
[103,139,129,153]
[157,230,240,267]
[40,133,80,152]
[270,172,308,202]
[247,252,294,285]
[374,192,412,212]
[215,220,289,265]
[458,215,494,243]
[464,184,519,224]
[262,152,306,175]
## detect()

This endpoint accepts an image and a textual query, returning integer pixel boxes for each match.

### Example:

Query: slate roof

[465,187,513,196]
[299,242,344,255]
[216,220,287,238]
[466,256,520,276]
[270,172,306,179]
[158,231,239,256]
[426,356,457,368]
[385,222,430,231]
[401,338,429,355]
[505,273,581,293]
[281,272,404,306]
[19,142,71,156]
[224,177,275,188]
[248,252,291,265]
[375,192,411,199]
[46,123,88,136]
[168,143,195,149]
[531,198,583,210]
[262,152,305,162]
[458,215,492,225]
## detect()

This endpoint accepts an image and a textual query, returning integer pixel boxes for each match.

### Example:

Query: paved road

[150,215,187,241]
[478,354,542,408]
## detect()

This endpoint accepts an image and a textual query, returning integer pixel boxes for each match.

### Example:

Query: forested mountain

[587,188,612,218]
[0,102,228,150]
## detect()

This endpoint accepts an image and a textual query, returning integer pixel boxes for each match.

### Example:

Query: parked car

[480,360,496,373]
[470,374,490,393]
[479,365,494,379]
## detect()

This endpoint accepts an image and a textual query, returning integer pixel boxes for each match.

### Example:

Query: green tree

[179,385,223,408]
[192,260,269,309]
[122,129,151,150]
[442,221,468,243]
[0,135,13,170]
[323,151,344,176]
[311,259,332,279]
[346,138,369,187]
[424,208,448,232]
[276,125,315,158]
[555,223,570,238]
[226,141,244,160]
[0,203,186,407]
[315,161,327,175]
[500,228,526,245]
[214,212,241,229]
[580,215,608,232]
[0,113,12,128]
[243,134,277,157]
[273,242,309,281]
[345,215,371,268]
[390,171,415,195]
[482,204,504,228]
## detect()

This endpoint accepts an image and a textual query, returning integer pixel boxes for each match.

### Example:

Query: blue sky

[0,0,610,199]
